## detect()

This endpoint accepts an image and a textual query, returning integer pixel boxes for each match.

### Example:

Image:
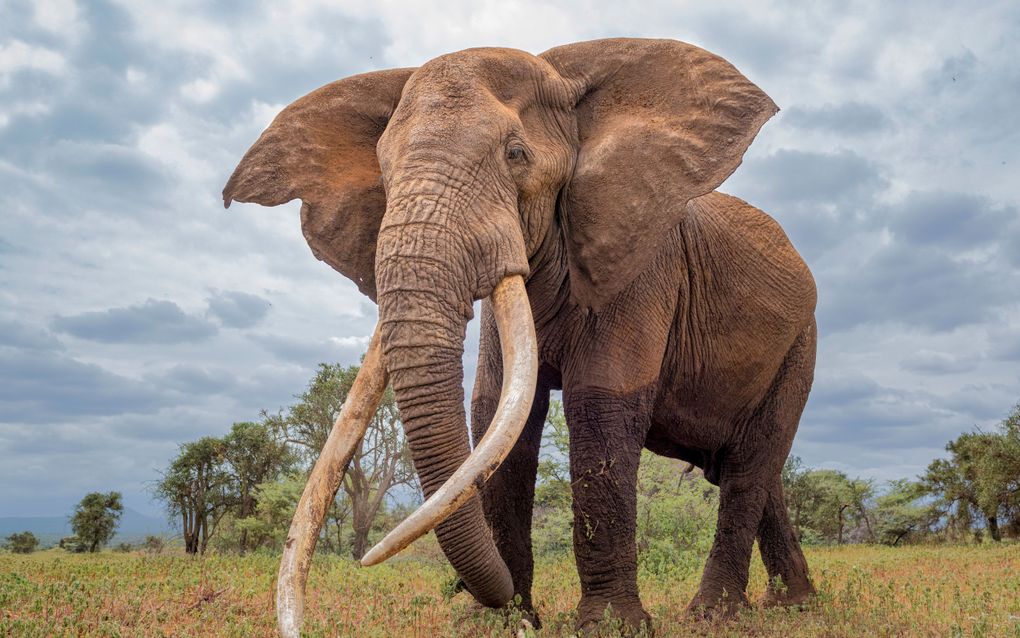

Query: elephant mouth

[275,274,538,638]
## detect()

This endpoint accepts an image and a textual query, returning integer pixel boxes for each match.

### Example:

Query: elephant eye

[506,145,526,162]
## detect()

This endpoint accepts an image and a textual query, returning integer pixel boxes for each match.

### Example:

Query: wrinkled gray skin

[224,38,817,634]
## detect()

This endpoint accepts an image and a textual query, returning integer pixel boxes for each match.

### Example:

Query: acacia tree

[924,411,1020,542]
[156,437,232,554]
[222,421,294,553]
[873,479,937,545]
[781,459,874,544]
[71,491,123,552]
[268,363,417,559]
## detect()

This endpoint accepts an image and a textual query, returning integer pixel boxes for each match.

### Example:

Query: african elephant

[224,38,817,636]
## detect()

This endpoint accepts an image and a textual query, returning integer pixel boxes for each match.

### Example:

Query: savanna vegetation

[2,542,1018,636]
[3,361,1019,636]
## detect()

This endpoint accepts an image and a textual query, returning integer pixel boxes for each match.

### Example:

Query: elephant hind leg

[686,457,766,617]
[754,321,816,605]
[687,320,816,617]
[758,479,815,606]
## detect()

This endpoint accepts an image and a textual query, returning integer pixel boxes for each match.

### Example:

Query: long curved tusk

[277,325,388,638]
[361,274,538,567]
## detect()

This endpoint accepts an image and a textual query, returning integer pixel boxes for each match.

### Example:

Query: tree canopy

[71,491,123,553]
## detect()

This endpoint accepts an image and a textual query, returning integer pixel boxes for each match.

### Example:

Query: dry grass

[2,542,1018,637]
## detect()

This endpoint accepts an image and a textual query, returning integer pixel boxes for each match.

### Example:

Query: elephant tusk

[276,325,388,638]
[360,275,538,567]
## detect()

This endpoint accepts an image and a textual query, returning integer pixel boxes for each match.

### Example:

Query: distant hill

[0,508,172,546]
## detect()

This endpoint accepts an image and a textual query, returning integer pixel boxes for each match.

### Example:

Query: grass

[2,542,1019,637]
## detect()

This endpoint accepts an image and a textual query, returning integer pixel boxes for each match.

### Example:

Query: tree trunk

[988,515,1001,542]
[837,504,848,545]
[859,505,874,542]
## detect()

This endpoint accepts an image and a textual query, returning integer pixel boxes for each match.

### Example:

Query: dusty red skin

[225,38,817,636]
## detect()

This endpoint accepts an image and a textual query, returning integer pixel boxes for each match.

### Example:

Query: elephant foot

[684,587,750,620]
[762,579,815,609]
[576,596,652,637]
[456,597,542,632]
[516,603,541,631]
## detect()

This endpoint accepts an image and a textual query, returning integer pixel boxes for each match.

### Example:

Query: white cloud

[0,100,52,128]
[180,77,218,102]
[31,0,86,42]
[0,40,66,86]
[330,334,372,349]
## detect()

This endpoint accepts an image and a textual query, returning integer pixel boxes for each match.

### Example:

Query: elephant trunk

[370,201,535,606]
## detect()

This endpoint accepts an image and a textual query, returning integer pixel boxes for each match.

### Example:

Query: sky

[1,0,1019,518]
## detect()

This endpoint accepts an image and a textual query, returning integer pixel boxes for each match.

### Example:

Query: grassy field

[2,542,1018,637]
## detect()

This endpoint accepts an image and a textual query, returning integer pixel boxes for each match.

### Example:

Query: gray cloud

[740,148,887,206]
[899,350,978,375]
[206,290,271,329]
[52,299,218,344]
[820,242,1016,333]
[888,191,1018,251]
[147,364,236,396]
[0,318,64,351]
[0,348,168,423]
[783,102,889,135]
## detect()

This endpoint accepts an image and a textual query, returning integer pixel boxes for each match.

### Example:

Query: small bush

[144,535,165,554]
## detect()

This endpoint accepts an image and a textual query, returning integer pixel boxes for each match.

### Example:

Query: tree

[782,456,814,541]
[70,491,123,552]
[222,421,295,552]
[267,363,417,559]
[873,479,937,545]
[232,474,305,551]
[781,459,874,544]
[155,437,233,554]
[922,409,1020,542]
[4,531,39,554]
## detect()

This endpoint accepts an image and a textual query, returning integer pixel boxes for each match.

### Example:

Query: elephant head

[223,38,776,636]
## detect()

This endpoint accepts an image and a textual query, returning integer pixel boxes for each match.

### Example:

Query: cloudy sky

[2,0,1019,518]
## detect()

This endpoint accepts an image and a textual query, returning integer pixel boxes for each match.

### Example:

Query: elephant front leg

[565,386,654,635]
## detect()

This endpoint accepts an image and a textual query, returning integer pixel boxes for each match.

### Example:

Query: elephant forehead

[396,49,568,117]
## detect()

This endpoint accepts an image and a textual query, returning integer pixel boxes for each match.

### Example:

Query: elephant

[224,38,817,636]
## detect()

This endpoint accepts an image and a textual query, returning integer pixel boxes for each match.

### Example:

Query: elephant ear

[541,39,777,310]
[223,68,415,301]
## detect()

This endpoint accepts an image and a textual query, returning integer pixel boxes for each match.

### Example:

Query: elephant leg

[757,478,814,606]
[687,456,766,616]
[689,321,816,616]
[565,385,654,635]
[755,323,816,606]
[470,302,551,619]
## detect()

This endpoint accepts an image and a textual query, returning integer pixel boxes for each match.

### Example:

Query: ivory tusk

[360,275,538,567]
[276,325,388,638]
